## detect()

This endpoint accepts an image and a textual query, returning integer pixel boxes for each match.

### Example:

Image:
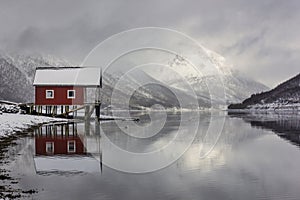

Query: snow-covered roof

[33,67,101,87]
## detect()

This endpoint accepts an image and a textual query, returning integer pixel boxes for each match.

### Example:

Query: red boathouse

[33,67,101,116]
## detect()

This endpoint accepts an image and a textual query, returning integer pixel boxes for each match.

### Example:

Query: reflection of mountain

[177,113,270,172]
[229,113,300,146]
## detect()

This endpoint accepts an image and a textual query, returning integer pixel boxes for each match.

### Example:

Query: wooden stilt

[53,106,56,116]
[54,125,57,136]
[66,106,69,117]
[85,119,90,136]
[95,118,100,136]
[66,124,69,136]
[45,125,48,136]
[85,105,90,121]
[61,125,64,137]
[74,123,78,135]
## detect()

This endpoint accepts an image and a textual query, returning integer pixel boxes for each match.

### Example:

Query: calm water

[7,111,300,200]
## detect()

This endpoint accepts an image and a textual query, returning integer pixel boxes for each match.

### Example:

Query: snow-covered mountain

[95,46,268,109]
[0,53,72,103]
[98,70,209,110]
[0,51,268,109]
[163,59,268,106]
[228,73,300,110]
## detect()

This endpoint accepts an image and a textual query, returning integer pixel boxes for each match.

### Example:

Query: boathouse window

[67,90,76,99]
[67,140,76,153]
[46,142,54,154]
[46,90,54,99]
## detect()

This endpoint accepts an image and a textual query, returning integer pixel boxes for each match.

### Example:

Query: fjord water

[10,111,300,200]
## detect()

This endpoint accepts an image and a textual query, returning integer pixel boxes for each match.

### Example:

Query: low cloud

[0,0,299,87]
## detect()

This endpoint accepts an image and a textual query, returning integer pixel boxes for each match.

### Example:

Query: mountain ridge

[228,73,300,110]
[0,52,268,109]
[0,53,72,103]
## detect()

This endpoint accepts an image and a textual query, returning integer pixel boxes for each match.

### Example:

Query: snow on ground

[245,103,300,113]
[0,113,67,137]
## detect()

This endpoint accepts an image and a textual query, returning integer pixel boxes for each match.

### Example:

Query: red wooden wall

[35,86,84,105]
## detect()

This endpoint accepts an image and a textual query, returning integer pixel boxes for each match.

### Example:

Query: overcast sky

[0,0,299,87]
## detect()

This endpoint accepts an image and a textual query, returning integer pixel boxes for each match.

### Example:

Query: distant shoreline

[227,105,300,114]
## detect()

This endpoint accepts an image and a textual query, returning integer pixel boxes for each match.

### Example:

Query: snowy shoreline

[228,103,300,113]
[0,113,68,138]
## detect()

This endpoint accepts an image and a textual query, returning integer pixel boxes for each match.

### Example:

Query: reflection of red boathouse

[34,123,86,156]
[35,135,85,155]
[32,123,102,174]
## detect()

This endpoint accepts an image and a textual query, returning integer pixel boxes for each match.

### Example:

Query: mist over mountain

[0,52,268,109]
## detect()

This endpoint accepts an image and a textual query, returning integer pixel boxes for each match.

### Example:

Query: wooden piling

[66,106,69,117]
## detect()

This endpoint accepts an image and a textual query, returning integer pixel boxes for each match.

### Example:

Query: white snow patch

[0,113,67,137]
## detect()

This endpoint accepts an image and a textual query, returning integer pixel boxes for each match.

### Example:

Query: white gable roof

[33,67,101,87]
